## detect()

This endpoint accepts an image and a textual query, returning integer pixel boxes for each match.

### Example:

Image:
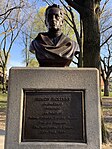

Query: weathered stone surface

[5,68,101,149]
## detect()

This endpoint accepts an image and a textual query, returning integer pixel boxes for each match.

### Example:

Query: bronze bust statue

[30,4,79,67]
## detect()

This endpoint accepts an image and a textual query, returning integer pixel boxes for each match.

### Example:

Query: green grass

[101,91,112,97]
[109,92,112,97]
[0,92,7,109]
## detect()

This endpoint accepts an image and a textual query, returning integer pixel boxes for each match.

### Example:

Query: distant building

[101,77,112,92]
[101,77,104,92]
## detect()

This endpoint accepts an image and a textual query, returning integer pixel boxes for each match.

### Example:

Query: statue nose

[52,15,56,21]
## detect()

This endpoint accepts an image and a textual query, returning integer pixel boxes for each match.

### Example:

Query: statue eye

[55,14,59,19]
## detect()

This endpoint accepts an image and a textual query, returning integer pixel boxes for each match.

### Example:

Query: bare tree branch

[100,34,112,47]
[0,6,22,17]
[100,25,112,34]
[100,0,110,15]
[65,0,91,15]
[0,11,12,25]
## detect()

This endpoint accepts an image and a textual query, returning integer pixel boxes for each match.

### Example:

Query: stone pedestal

[5,68,102,149]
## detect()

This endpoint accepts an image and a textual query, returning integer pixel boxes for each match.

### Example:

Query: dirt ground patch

[102,143,112,149]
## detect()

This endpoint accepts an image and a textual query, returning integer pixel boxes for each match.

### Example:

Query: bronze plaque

[22,89,86,142]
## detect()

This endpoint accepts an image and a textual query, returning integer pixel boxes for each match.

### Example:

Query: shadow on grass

[0,101,7,104]
[0,92,7,132]
[0,100,7,111]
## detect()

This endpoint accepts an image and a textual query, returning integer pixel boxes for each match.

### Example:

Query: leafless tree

[100,0,112,96]
[0,0,34,92]
[0,0,24,32]
[100,0,112,47]
[101,41,112,96]
[20,1,40,66]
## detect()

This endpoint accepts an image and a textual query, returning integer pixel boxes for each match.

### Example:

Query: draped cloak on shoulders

[30,32,79,67]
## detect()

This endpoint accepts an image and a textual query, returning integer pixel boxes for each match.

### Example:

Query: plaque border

[22,89,86,143]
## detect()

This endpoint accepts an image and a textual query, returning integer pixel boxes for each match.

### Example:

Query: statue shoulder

[61,34,76,44]
[62,34,79,51]
[61,34,72,41]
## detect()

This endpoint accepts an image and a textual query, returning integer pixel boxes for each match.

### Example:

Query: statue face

[45,7,63,30]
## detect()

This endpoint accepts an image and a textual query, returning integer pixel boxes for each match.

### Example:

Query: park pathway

[0,108,6,149]
[102,97,112,143]
[0,133,5,149]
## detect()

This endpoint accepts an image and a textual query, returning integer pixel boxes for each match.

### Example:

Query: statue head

[45,4,64,31]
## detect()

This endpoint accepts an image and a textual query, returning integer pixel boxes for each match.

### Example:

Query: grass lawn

[0,92,7,109]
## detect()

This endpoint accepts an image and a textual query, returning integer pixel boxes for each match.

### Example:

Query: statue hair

[45,4,64,18]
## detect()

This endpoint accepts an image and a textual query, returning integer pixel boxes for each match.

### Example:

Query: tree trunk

[82,1,100,69]
[2,67,6,93]
[78,17,83,67]
[104,79,109,96]
[65,0,100,68]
